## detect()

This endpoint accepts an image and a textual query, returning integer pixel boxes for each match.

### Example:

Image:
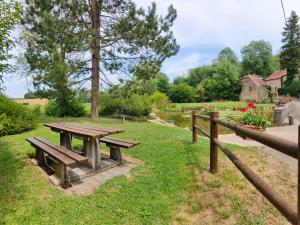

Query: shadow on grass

[0,139,27,223]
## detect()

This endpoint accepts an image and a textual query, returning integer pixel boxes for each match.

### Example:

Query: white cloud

[135,0,300,79]
[162,52,202,78]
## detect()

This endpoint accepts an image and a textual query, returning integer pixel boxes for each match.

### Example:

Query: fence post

[297,126,300,225]
[192,110,198,143]
[210,111,219,174]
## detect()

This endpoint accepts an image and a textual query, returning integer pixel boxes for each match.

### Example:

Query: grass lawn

[167,101,275,112]
[0,117,293,224]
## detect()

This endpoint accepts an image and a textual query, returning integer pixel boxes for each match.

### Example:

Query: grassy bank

[167,102,275,112]
[0,117,292,224]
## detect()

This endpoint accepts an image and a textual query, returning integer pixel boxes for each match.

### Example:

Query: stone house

[240,75,269,102]
[240,69,287,102]
[265,69,287,94]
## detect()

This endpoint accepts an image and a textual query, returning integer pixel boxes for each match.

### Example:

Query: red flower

[247,102,256,109]
[239,107,249,112]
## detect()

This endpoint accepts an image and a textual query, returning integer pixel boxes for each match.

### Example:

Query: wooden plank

[34,137,87,163]
[47,123,102,136]
[26,138,76,166]
[100,137,140,148]
[44,123,109,138]
[62,122,124,134]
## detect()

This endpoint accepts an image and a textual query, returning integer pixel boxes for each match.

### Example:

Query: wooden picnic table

[44,122,124,170]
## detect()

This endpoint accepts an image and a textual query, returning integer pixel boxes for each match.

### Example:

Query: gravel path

[219,119,299,171]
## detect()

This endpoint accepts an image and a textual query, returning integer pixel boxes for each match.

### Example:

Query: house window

[249,86,252,92]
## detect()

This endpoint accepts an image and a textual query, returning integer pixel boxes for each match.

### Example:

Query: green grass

[0,117,285,224]
[166,101,275,112]
[0,117,203,224]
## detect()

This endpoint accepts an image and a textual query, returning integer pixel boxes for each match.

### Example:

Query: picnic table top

[44,122,124,138]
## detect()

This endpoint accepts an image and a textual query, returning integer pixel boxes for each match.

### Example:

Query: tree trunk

[90,0,101,118]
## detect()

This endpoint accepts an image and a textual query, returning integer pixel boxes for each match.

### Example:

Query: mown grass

[0,117,289,224]
[0,117,200,224]
[167,101,275,112]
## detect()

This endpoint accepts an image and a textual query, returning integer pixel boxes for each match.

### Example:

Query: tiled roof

[243,75,267,86]
[265,68,287,81]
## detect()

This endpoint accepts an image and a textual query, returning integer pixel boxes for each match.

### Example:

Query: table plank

[62,122,124,134]
[44,123,109,138]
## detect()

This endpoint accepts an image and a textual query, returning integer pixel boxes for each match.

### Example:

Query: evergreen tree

[22,0,179,117]
[280,11,300,82]
[0,1,20,90]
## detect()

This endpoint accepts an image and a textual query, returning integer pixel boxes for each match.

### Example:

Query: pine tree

[280,11,300,82]
[21,0,179,117]
[0,1,20,90]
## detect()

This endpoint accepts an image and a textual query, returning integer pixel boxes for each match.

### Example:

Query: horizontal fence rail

[192,110,299,225]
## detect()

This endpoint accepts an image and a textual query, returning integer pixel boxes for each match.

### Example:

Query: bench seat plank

[100,137,140,148]
[34,137,88,164]
[26,138,76,166]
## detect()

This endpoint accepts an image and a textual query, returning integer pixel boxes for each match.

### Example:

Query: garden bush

[150,91,168,109]
[45,99,86,117]
[0,95,37,136]
[99,93,152,118]
[168,83,196,103]
[99,92,121,116]
[280,81,300,97]
[124,94,152,117]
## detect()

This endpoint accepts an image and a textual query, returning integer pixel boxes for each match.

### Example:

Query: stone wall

[273,102,295,126]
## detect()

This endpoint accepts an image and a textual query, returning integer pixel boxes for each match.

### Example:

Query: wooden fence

[192,110,299,224]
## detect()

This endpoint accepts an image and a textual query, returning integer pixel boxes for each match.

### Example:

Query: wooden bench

[100,137,140,163]
[26,137,88,186]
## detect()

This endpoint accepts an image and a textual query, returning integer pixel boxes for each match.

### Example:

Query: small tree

[280,11,300,82]
[201,61,241,101]
[156,73,170,94]
[168,83,196,103]
[186,65,215,88]
[241,40,275,77]
[218,47,238,64]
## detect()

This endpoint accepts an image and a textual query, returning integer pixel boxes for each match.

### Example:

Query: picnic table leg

[60,132,72,150]
[109,146,123,163]
[85,138,101,170]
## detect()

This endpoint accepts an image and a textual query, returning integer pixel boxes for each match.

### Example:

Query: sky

[4,0,300,98]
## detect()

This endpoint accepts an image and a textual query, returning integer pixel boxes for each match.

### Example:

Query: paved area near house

[219,121,299,170]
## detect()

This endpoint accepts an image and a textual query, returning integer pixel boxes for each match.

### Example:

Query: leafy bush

[168,83,196,103]
[280,81,300,97]
[99,92,121,116]
[0,95,37,136]
[124,94,152,117]
[99,93,152,118]
[45,99,86,117]
[235,112,270,131]
[150,91,168,109]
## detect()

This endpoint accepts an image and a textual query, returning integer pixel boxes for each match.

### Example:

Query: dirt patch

[173,147,296,225]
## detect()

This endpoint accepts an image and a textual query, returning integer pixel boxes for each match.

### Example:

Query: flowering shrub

[235,112,270,131]
[238,102,256,112]
[235,102,271,131]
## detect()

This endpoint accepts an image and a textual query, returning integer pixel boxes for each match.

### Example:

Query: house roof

[243,75,267,86]
[265,68,287,81]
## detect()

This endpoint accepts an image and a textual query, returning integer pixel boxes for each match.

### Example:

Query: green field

[166,101,275,112]
[0,117,287,224]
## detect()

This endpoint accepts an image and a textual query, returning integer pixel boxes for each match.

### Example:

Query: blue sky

[4,0,300,98]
